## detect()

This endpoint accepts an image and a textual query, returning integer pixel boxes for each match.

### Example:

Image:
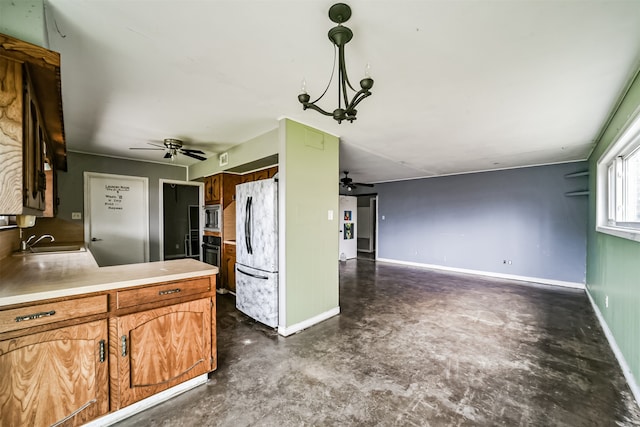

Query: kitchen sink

[30,245,85,253]
[15,245,86,256]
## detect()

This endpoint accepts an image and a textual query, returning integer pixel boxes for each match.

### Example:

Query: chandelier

[297,3,374,124]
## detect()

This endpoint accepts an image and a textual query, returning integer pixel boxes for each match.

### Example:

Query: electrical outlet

[508,260,512,265]
[381,215,385,220]
[175,244,179,249]
[605,295,609,308]
[71,212,82,220]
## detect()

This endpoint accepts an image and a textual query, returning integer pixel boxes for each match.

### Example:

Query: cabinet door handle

[15,310,56,322]
[99,340,106,363]
[121,335,127,357]
[158,288,181,296]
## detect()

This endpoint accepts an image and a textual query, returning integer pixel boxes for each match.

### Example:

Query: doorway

[84,172,149,267]
[357,195,377,260]
[339,195,358,260]
[159,179,204,261]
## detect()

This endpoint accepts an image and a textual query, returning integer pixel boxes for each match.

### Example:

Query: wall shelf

[565,191,589,197]
[565,171,589,178]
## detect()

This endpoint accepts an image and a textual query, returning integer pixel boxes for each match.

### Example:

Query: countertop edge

[0,267,218,307]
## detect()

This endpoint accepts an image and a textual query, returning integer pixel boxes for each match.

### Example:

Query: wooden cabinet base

[109,298,212,410]
[0,320,109,427]
[0,273,217,426]
[83,374,208,427]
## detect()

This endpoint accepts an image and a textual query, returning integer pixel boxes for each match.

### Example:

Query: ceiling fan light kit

[129,138,207,161]
[298,3,374,124]
[341,170,374,191]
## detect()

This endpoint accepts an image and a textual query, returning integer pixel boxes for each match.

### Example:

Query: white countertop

[0,248,218,306]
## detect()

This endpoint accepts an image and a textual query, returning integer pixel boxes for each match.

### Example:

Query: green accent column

[281,119,339,328]
[587,71,640,388]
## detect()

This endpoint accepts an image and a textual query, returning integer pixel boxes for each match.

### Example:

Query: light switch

[328,210,334,220]
[72,212,82,220]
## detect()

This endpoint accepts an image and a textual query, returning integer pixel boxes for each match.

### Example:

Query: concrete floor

[116,259,640,426]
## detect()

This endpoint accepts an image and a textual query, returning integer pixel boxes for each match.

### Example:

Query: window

[597,108,640,242]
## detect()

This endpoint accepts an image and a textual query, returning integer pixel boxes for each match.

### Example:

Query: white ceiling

[44,0,640,185]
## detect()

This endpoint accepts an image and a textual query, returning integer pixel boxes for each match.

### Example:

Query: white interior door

[84,172,149,267]
[339,195,357,260]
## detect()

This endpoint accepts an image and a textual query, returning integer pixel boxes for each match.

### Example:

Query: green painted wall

[587,71,640,389]
[188,129,278,180]
[281,119,339,327]
[0,0,47,47]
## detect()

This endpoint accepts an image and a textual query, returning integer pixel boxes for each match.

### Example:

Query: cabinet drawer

[0,294,108,334]
[116,277,211,309]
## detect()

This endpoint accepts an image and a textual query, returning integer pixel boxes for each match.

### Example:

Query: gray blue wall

[58,152,187,261]
[377,162,588,284]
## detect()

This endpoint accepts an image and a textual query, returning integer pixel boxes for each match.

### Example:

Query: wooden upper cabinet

[23,72,48,212]
[0,33,65,216]
[220,173,241,209]
[254,169,269,181]
[111,298,212,409]
[0,56,25,215]
[267,165,278,178]
[240,172,254,183]
[0,320,109,427]
[205,174,221,205]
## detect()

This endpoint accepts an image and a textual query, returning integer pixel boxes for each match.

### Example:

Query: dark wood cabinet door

[211,174,222,204]
[224,244,236,292]
[267,166,278,178]
[254,169,269,181]
[240,172,254,183]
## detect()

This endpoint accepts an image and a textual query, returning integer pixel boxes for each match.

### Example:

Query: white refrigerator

[235,179,279,327]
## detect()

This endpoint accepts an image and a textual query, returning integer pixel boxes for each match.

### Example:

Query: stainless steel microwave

[204,204,221,232]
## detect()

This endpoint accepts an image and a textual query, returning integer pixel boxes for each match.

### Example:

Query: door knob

[91,237,102,241]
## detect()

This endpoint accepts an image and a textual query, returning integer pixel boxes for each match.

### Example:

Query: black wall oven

[202,235,221,268]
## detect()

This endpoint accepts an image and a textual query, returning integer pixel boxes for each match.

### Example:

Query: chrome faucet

[21,234,55,251]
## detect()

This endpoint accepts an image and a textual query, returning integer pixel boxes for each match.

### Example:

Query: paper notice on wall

[103,184,130,211]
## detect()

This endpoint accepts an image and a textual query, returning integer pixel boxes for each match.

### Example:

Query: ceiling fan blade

[181,148,205,155]
[182,151,207,161]
[130,147,164,150]
[164,152,172,159]
[148,142,166,148]
[353,182,375,187]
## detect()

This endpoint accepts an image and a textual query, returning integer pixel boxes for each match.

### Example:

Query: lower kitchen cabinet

[223,244,236,292]
[0,320,109,427]
[110,298,213,409]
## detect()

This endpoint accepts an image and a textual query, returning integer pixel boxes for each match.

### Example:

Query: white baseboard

[376,258,585,290]
[585,289,640,408]
[84,374,208,427]
[278,306,340,337]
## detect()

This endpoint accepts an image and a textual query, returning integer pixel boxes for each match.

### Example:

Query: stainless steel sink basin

[15,245,86,256]
[30,245,85,253]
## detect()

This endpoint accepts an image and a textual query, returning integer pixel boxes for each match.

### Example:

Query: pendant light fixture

[297,3,374,124]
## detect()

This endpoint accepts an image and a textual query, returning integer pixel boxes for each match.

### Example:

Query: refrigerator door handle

[237,267,269,280]
[245,196,253,254]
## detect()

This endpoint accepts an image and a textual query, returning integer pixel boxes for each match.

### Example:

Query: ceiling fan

[129,138,207,161]
[340,171,374,192]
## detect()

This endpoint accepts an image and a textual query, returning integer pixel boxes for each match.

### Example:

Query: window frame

[596,105,640,242]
